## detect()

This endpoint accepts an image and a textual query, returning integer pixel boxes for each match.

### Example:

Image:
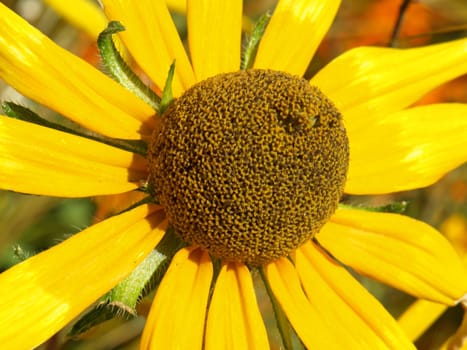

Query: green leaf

[98,21,161,111]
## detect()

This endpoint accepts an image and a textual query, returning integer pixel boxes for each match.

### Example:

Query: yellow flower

[1,0,467,349]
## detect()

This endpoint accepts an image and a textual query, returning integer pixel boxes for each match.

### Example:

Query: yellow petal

[205,262,269,350]
[264,257,349,349]
[0,4,155,140]
[311,38,467,123]
[441,214,467,256]
[318,207,467,305]
[345,103,467,194]
[43,0,190,39]
[187,0,242,81]
[0,204,166,350]
[166,0,253,33]
[254,0,341,76]
[397,299,447,341]
[140,247,212,350]
[0,117,147,197]
[101,0,195,97]
[296,242,416,349]
[94,191,148,221]
[43,0,106,39]
[43,0,188,38]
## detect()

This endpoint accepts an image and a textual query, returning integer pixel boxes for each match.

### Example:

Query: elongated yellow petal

[187,0,242,81]
[0,4,155,139]
[45,0,189,38]
[166,0,253,33]
[311,39,467,124]
[206,263,269,350]
[264,257,349,349]
[43,0,106,39]
[0,204,166,350]
[101,0,195,97]
[42,0,127,61]
[0,117,147,197]
[296,242,416,349]
[398,299,447,341]
[345,103,467,194]
[318,207,467,305]
[254,0,340,76]
[140,247,212,350]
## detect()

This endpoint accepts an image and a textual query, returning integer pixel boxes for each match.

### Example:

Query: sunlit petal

[296,242,416,349]
[311,39,467,125]
[264,257,349,349]
[0,117,147,197]
[101,0,195,96]
[345,103,467,194]
[0,204,166,350]
[140,247,212,350]
[254,0,340,76]
[0,4,154,139]
[398,299,447,341]
[206,262,269,350]
[319,207,467,305]
[43,0,106,39]
[94,191,148,221]
[187,0,242,81]
[44,0,190,39]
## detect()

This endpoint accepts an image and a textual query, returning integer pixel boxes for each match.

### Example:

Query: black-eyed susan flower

[1,0,467,349]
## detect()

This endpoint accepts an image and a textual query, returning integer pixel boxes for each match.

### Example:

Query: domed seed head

[148,69,349,265]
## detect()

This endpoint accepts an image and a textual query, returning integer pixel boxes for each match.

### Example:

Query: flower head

[0,0,467,349]
[149,69,349,264]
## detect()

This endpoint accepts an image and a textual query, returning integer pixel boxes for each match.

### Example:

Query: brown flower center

[148,69,349,265]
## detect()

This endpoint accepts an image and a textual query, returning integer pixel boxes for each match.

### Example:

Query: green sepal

[68,301,135,338]
[339,201,408,214]
[97,21,161,111]
[1,102,147,155]
[141,226,187,289]
[159,61,176,115]
[241,13,271,70]
[107,250,168,309]
[69,227,185,337]
[258,267,303,350]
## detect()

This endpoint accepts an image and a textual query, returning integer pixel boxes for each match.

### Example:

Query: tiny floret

[148,69,349,265]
